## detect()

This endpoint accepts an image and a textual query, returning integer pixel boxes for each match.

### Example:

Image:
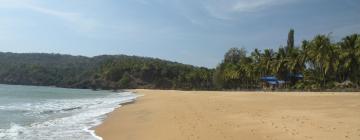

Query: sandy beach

[95,90,360,140]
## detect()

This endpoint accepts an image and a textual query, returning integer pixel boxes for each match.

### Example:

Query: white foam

[0,92,137,140]
[0,123,28,138]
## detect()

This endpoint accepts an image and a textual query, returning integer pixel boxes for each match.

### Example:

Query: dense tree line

[0,30,359,91]
[0,53,213,90]
[214,30,360,90]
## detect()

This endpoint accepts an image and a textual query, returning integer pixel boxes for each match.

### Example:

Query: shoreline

[0,85,139,140]
[95,90,360,140]
[88,91,138,140]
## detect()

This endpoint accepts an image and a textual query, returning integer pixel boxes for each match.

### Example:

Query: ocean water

[0,84,137,140]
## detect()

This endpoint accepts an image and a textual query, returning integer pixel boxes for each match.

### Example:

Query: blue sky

[0,0,359,68]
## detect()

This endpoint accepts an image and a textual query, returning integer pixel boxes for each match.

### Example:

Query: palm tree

[339,34,360,86]
[306,35,338,88]
[250,49,264,88]
[298,40,309,70]
[274,47,288,80]
[251,49,263,75]
[261,49,276,76]
[216,32,359,90]
[241,57,256,89]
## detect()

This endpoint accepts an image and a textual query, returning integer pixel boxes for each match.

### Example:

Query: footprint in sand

[250,129,256,135]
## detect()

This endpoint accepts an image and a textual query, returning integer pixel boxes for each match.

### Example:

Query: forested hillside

[0,30,359,91]
[0,53,213,90]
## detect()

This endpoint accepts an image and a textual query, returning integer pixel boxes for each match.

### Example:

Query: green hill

[0,52,213,90]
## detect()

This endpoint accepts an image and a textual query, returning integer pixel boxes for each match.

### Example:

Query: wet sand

[95,89,360,140]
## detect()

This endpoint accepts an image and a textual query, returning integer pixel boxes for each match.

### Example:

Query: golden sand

[95,89,360,140]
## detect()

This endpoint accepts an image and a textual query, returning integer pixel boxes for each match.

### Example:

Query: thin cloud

[26,5,99,32]
[0,0,99,32]
[203,0,299,20]
[232,0,298,12]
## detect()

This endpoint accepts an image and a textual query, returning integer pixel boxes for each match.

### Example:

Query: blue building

[260,76,285,90]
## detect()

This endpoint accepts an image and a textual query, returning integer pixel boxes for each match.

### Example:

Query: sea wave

[0,92,137,140]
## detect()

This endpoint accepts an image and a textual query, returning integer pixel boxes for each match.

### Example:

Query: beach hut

[260,76,285,90]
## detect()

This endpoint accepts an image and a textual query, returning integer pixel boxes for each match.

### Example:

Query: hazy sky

[0,0,359,68]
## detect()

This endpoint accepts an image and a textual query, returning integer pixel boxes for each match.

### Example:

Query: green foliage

[215,30,360,90]
[224,48,247,64]
[117,72,136,89]
[0,53,214,90]
[0,30,359,91]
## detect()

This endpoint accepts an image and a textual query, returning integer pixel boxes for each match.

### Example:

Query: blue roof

[260,76,278,81]
[267,81,278,85]
[261,76,286,85]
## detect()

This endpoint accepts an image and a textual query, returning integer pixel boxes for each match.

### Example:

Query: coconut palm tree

[274,47,288,80]
[261,49,276,76]
[306,35,339,88]
[339,34,360,86]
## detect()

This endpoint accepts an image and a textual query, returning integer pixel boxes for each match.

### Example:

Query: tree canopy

[0,53,213,90]
[0,30,359,91]
[214,31,360,90]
